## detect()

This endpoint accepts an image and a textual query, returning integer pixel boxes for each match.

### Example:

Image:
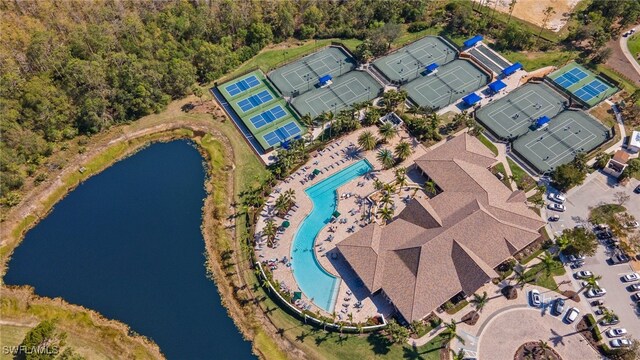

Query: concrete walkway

[620,25,640,78]
[587,101,626,167]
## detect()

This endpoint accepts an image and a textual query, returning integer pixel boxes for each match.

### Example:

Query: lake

[4,140,255,359]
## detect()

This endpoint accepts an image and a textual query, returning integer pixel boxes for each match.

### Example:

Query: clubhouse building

[336,134,546,322]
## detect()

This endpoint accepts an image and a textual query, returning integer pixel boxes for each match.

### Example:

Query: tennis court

[513,110,610,173]
[547,63,617,108]
[402,59,489,110]
[268,46,356,97]
[475,83,566,140]
[372,36,458,83]
[217,70,306,152]
[291,71,383,119]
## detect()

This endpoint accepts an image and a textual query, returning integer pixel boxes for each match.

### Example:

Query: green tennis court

[475,83,566,140]
[513,110,611,174]
[547,63,617,108]
[268,46,356,97]
[402,59,489,110]
[217,70,305,151]
[372,36,457,84]
[290,71,383,119]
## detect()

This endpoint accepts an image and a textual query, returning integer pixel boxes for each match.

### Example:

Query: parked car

[632,293,640,301]
[635,184,640,194]
[548,215,560,222]
[576,270,593,279]
[610,339,632,348]
[607,328,628,338]
[601,316,620,326]
[548,193,566,203]
[626,221,639,229]
[564,307,580,323]
[529,289,542,307]
[586,288,607,297]
[628,284,640,292]
[590,300,604,306]
[595,224,610,231]
[622,273,640,282]
[548,203,566,212]
[597,230,613,239]
[610,253,631,265]
[552,298,565,316]
[569,254,586,263]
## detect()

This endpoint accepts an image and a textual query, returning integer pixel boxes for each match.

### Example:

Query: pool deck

[255,126,426,322]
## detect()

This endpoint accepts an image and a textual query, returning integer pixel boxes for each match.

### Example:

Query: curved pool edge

[289,159,373,313]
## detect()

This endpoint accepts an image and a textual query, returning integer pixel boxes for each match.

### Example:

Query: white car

[548,203,566,212]
[610,338,632,348]
[529,289,542,307]
[576,270,593,279]
[623,273,640,282]
[607,328,628,338]
[586,288,606,298]
[548,193,566,203]
[564,307,580,323]
[626,221,639,229]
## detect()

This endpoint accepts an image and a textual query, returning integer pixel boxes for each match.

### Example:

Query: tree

[578,274,603,294]
[358,131,377,151]
[562,227,598,257]
[299,114,313,129]
[441,320,465,348]
[507,0,518,24]
[592,47,613,64]
[552,163,586,192]
[536,252,557,278]
[192,85,204,105]
[263,219,277,247]
[377,148,395,169]
[451,348,466,360]
[394,140,412,161]
[378,122,398,143]
[18,320,68,360]
[424,180,437,196]
[377,206,394,224]
[385,319,409,344]
[536,7,555,46]
[512,266,528,289]
[470,291,489,313]
[594,151,611,169]
[394,167,408,189]
[614,191,630,206]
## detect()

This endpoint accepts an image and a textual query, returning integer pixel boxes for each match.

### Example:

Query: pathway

[620,25,640,79]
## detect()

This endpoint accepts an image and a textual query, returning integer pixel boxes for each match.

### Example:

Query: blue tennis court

[225,75,261,96]
[249,105,288,129]
[262,121,302,147]
[237,90,274,112]
[574,80,609,102]
[554,67,588,88]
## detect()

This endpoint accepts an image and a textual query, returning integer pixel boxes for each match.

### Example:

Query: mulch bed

[576,317,600,347]
[562,290,580,302]
[514,341,562,360]
[461,310,480,325]
[502,285,518,300]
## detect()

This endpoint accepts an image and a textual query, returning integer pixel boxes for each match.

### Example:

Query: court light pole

[337,59,344,76]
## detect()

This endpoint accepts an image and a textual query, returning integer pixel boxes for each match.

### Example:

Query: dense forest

[1,0,638,208]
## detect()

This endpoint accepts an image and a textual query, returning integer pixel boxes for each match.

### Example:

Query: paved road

[620,25,640,78]
[477,307,599,359]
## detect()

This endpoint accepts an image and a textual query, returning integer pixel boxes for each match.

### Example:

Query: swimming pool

[291,159,373,312]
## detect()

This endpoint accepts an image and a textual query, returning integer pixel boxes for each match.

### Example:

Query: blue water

[291,159,373,312]
[4,141,254,360]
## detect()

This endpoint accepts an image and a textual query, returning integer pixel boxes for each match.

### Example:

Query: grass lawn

[501,50,578,71]
[507,158,536,192]
[628,33,640,66]
[589,204,626,225]
[491,162,512,190]
[523,253,566,291]
[595,64,640,99]
[478,134,498,156]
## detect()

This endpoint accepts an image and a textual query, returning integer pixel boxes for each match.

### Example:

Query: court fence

[254,261,388,333]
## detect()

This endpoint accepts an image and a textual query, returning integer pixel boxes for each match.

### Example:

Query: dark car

[600,316,620,326]
[610,253,631,265]
[552,298,565,316]
[635,185,640,194]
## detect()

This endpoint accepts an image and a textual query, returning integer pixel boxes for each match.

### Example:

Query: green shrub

[408,22,429,33]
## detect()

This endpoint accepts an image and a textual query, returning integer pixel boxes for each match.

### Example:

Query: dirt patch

[514,341,562,360]
[474,0,581,31]
[605,36,640,87]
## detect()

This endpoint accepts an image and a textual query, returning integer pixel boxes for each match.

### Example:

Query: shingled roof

[336,134,545,321]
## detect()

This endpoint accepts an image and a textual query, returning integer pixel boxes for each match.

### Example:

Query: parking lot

[544,171,640,340]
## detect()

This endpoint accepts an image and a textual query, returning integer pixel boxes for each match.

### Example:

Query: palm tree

[376,148,395,169]
[394,140,412,161]
[599,308,617,331]
[578,274,603,295]
[537,340,550,356]
[536,252,557,278]
[471,291,489,313]
[274,194,289,216]
[441,320,465,348]
[507,0,518,24]
[512,266,528,289]
[382,182,397,195]
[358,131,377,151]
[284,189,296,205]
[373,178,385,191]
[394,167,408,190]
[299,114,314,129]
[379,192,393,208]
[263,219,277,247]
[378,122,397,143]
[451,349,466,360]
[377,206,394,224]
[423,180,437,196]
[536,6,555,46]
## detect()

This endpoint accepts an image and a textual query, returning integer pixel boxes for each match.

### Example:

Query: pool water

[291,159,373,312]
